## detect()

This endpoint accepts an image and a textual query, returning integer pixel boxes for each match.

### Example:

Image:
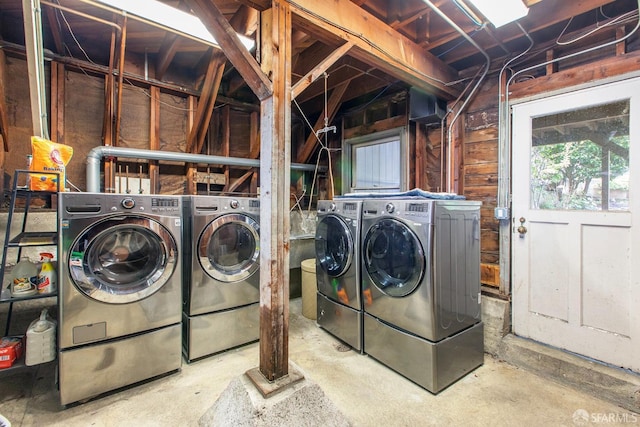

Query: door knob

[517,217,527,236]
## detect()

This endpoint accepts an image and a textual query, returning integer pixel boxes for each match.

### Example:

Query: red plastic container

[0,336,25,368]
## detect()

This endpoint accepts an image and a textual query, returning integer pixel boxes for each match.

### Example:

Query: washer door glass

[69,216,178,304]
[363,218,424,297]
[199,214,260,282]
[315,215,353,277]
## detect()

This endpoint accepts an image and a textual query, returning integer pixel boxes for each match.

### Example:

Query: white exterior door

[512,77,640,372]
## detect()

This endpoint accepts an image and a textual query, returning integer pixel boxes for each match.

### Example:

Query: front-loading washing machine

[182,195,260,362]
[315,199,363,352]
[58,193,183,405]
[361,198,484,393]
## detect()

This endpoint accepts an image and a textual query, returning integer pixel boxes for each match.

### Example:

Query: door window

[315,215,353,277]
[531,100,629,211]
[70,217,177,303]
[363,218,424,297]
[199,214,260,282]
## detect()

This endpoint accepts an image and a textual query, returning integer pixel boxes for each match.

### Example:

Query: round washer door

[69,215,178,304]
[362,218,425,297]
[315,215,353,277]
[198,213,260,282]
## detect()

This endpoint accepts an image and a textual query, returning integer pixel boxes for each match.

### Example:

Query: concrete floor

[0,298,638,427]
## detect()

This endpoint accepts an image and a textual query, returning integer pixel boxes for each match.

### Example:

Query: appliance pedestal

[183,302,259,362]
[317,292,363,352]
[59,324,182,405]
[363,313,483,393]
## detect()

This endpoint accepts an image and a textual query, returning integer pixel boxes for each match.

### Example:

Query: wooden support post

[257,0,292,382]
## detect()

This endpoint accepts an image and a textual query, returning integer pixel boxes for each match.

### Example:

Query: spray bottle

[37,252,57,295]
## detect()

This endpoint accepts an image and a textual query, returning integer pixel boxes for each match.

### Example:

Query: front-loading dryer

[182,195,260,362]
[58,193,183,405]
[315,199,363,352]
[361,198,484,393]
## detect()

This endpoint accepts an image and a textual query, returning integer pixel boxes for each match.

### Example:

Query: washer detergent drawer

[59,324,181,405]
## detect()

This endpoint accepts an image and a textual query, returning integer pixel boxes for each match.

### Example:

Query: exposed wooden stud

[415,123,426,189]
[249,111,260,160]
[103,26,117,193]
[149,86,160,193]
[0,48,9,153]
[546,49,557,75]
[616,26,627,56]
[221,105,231,192]
[112,15,127,193]
[186,95,197,195]
[50,62,65,143]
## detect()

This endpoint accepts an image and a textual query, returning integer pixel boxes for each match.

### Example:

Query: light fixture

[91,0,255,50]
[466,0,529,28]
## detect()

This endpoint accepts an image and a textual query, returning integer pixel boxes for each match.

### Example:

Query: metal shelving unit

[0,170,59,341]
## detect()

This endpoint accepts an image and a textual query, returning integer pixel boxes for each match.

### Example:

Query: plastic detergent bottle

[10,257,38,295]
[25,308,56,366]
[37,252,57,295]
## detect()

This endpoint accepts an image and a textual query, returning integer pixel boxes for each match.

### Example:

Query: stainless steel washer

[58,193,183,405]
[315,199,363,352]
[361,198,484,393]
[182,195,260,362]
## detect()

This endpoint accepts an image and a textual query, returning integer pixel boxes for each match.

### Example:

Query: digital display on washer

[344,202,357,211]
[249,199,260,208]
[407,203,429,213]
[152,198,179,207]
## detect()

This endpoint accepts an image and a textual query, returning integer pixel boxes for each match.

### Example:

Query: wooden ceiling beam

[43,7,64,54]
[184,0,272,100]
[291,41,354,99]
[156,33,181,81]
[290,0,460,99]
[441,0,619,65]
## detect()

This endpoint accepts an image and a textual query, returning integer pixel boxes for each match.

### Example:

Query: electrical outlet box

[494,207,510,220]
